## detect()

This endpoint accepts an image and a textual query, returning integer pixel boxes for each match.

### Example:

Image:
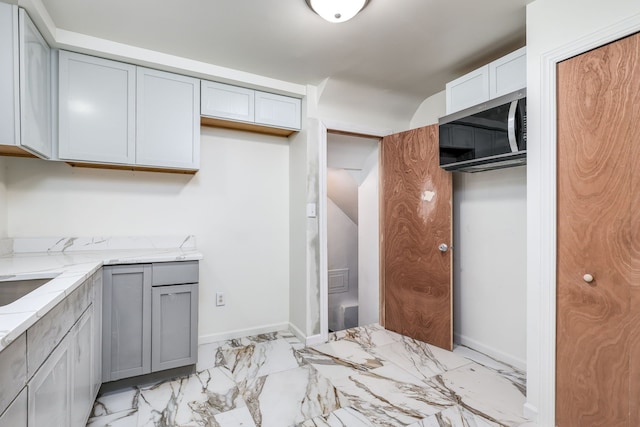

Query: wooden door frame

[528,15,640,426]
[318,120,391,342]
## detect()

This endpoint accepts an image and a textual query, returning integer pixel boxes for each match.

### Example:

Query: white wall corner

[288,322,307,344]
[409,90,446,129]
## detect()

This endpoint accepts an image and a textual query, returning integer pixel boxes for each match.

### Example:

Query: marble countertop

[0,236,203,352]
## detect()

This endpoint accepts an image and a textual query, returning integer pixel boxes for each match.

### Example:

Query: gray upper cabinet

[136,67,200,170]
[446,47,526,114]
[19,9,51,159]
[0,3,19,149]
[201,81,255,123]
[58,51,136,164]
[102,264,152,382]
[58,52,201,171]
[201,80,301,134]
[255,90,301,130]
[102,261,198,382]
[0,4,52,159]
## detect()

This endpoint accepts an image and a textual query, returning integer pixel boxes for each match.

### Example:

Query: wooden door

[381,124,453,350]
[556,32,640,426]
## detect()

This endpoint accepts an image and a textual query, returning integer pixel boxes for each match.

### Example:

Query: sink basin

[0,277,55,307]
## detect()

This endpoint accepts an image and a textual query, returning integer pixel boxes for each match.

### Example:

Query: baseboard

[454,333,526,371]
[198,322,290,345]
[305,333,326,347]
[523,402,539,421]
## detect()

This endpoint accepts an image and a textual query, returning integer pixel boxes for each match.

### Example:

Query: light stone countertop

[0,236,203,352]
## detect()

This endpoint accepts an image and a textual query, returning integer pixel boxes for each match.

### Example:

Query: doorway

[324,132,380,333]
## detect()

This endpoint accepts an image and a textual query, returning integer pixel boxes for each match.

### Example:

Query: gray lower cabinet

[0,271,102,427]
[102,264,152,381]
[0,388,27,427]
[70,305,95,427]
[103,261,198,382]
[28,323,72,427]
[152,284,198,372]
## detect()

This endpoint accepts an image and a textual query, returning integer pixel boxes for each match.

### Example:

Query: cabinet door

[489,46,526,99]
[136,67,200,170]
[19,9,51,159]
[28,332,71,427]
[91,273,102,398]
[70,305,93,427]
[151,284,198,372]
[0,3,19,148]
[255,91,301,130]
[58,51,135,164]
[446,65,490,114]
[102,264,152,382]
[0,388,27,427]
[201,81,254,122]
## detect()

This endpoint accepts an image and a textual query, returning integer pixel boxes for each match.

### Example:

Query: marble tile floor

[86,325,532,427]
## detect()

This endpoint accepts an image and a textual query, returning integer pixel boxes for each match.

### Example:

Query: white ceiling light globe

[308,0,368,23]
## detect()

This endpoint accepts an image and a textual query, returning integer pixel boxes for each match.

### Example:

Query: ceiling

[42,0,531,108]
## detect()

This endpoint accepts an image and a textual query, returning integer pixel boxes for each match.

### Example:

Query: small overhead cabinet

[0,4,52,159]
[446,46,526,114]
[201,80,301,136]
[58,51,200,172]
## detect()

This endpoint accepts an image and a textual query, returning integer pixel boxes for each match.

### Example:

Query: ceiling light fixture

[305,0,370,23]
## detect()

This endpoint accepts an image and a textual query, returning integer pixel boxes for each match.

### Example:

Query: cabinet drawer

[152,261,199,286]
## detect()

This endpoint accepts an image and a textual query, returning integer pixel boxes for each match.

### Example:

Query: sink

[0,277,56,306]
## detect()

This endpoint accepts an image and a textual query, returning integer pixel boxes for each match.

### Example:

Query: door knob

[583,273,594,283]
[438,243,449,252]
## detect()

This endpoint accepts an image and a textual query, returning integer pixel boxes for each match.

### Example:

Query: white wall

[0,157,7,238]
[326,197,358,331]
[410,90,446,128]
[317,78,418,133]
[526,0,640,423]
[289,123,309,339]
[5,127,290,342]
[453,167,527,369]
[357,150,379,326]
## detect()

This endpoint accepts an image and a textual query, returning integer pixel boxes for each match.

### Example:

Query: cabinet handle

[583,274,594,283]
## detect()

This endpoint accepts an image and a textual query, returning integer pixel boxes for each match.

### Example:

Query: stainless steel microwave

[438,89,526,173]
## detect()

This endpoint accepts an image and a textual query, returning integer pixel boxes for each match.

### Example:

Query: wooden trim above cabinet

[200,116,297,137]
[66,162,197,175]
[0,145,37,158]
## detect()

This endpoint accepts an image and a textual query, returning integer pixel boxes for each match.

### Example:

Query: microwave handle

[507,100,519,153]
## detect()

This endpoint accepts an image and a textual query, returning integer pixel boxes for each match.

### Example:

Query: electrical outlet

[216,292,225,306]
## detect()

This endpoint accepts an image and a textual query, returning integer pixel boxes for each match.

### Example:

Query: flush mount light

[305,0,370,23]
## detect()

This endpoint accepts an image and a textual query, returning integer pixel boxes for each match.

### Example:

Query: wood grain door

[556,32,640,427]
[381,124,453,350]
